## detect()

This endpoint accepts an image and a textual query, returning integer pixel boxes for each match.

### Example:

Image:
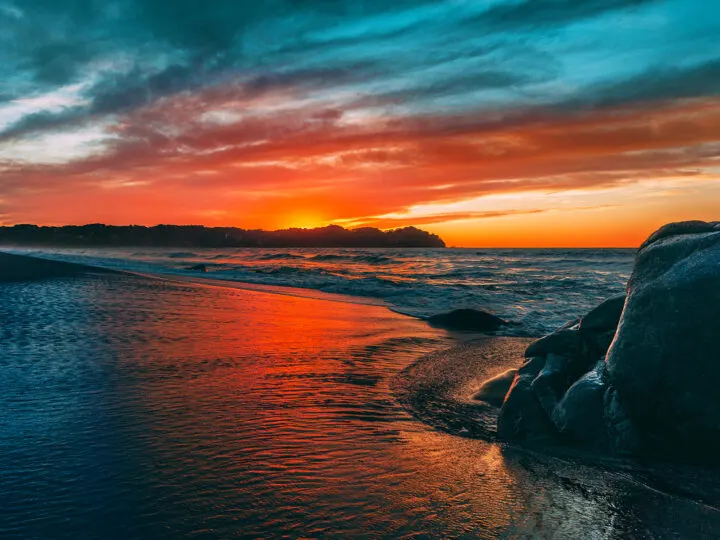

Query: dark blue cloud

[475,0,660,29]
[0,0,717,146]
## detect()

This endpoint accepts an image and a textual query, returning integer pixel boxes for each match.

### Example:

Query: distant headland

[0,224,446,248]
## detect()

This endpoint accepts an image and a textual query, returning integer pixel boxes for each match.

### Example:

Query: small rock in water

[426,308,507,332]
[188,264,207,272]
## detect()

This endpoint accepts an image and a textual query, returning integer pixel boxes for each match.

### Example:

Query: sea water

[3,247,635,335]
[2,270,717,538]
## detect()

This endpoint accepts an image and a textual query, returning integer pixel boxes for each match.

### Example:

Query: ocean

[2,247,635,335]
[4,257,718,539]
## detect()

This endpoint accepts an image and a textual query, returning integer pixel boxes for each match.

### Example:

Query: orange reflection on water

[67,273,720,538]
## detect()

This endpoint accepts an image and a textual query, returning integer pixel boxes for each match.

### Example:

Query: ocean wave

[309,253,345,261]
[255,253,307,261]
[310,253,395,264]
[252,265,331,276]
[8,246,634,337]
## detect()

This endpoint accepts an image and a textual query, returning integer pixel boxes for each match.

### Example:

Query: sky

[0,0,718,247]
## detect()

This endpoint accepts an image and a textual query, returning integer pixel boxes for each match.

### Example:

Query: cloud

[476,0,662,30]
[0,0,718,237]
[0,122,117,164]
[585,58,720,108]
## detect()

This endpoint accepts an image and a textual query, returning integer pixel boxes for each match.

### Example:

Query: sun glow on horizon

[280,212,328,230]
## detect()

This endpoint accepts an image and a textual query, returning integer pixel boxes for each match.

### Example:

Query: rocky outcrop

[491,221,720,464]
[497,295,625,449]
[426,308,508,332]
[606,221,720,461]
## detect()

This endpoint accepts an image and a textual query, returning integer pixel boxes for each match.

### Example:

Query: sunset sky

[0,0,718,246]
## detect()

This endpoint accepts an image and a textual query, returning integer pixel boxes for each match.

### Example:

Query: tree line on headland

[0,224,446,248]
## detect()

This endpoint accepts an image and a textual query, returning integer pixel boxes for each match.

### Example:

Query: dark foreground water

[2,271,719,539]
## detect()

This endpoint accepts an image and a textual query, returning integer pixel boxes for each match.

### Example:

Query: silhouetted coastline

[0,224,445,248]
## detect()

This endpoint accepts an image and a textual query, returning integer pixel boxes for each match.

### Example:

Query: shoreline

[392,337,533,440]
[0,250,393,310]
[130,270,392,309]
[1,251,534,336]
[1,246,632,338]
[393,338,720,512]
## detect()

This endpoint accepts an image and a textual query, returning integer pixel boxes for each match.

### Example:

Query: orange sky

[3,96,718,247]
[1,1,718,247]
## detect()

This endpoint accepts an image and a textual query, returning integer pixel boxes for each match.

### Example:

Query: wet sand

[393,337,533,440]
[3,251,720,538]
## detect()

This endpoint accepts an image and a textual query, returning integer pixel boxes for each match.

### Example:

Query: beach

[2,252,720,539]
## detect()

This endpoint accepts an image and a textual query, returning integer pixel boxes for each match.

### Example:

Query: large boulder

[638,220,720,251]
[606,221,720,460]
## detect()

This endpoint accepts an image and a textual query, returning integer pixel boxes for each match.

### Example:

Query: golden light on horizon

[280,212,328,230]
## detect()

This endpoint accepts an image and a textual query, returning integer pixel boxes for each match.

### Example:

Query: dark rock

[188,264,207,272]
[558,318,581,332]
[518,355,546,376]
[473,368,516,406]
[579,293,626,333]
[551,360,609,449]
[531,354,572,416]
[524,329,584,359]
[426,308,507,332]
[498,357,556,442]
[639,220,720,251]
[606,221,720,460]
[582,329,617,359]
[603,386,640,456]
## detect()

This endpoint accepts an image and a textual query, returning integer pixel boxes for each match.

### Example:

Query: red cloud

[1,82,718,241]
